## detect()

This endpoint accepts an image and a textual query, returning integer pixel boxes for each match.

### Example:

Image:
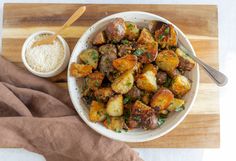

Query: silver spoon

[177,41,228,86]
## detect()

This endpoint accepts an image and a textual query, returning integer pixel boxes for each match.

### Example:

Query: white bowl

[22,31,70,78]
[68,11,199,142]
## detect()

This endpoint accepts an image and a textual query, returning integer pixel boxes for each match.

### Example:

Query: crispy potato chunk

[167,98,185,111]
[79,49,99,69]
[136,70,158,92]
[117,44,133,57]
[104,116,124,132]
[150,88,174,110]
[89,101,106,122]
[155,24,177,48]
[106,95,123,116]
[170,75,191,97]
[132,100,153,112]
[70,63,93,78]
[85,71,104,90]
[125,21,140,40]
[135,41,158,63]
[94,87,114,102]
[155,50,179,73]
[99,44,117,55]
[92,31,106,45]
[137,28,154,44]
[105,18,126,42]
[112,55,137,72]
[111,70,134,94]
[142,64,158,76]
[176,48,195,71]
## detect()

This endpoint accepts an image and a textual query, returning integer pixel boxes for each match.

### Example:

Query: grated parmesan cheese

[26,34,64,73]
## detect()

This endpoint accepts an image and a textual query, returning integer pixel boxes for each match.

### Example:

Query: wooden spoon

[32,6,86,47]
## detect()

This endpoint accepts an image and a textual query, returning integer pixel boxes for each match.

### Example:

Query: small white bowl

[22,31,70,77]
[68,12,199,142]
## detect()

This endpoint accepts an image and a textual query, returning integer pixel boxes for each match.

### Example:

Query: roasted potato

[155,24,177,48]
[105,18,126,42]
[150,88,174,110]
[137,28,155,44]
[70,63,93,78]
[155,50,179,73]
[99,44,117,55]
[89,101,106,122]
[104,116,124,132]
[106,95,123,116]
[111,70,134,94]
[136,70,158,92]
[117,44,133,57]
[170,75,191,97]
[79,49,99,69]
[135,41,158,63]
[112,55,137,72]
[85,71,104,90]
[125,21,140,40]
[92,31,106,45]
[167,98,185,111]
[156,71,167,85]
[142,64,158,76]
[94,87,114,102]
[132,100,154,114]
[176,48,195,71]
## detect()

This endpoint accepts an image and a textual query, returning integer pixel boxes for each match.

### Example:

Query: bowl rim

[67,11,200,142]
[21,30,70,78]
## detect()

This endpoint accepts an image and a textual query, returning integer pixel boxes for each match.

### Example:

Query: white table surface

[0,0,236,161]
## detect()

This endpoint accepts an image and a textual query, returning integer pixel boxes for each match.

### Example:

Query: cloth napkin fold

[0,56,143,161]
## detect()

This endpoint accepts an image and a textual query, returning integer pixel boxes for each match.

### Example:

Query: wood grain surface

[2,3,220,148]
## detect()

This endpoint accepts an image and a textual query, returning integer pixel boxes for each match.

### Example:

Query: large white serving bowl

[67,11,199,142]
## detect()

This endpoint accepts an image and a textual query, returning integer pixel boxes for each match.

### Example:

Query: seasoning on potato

[70,18,194,132]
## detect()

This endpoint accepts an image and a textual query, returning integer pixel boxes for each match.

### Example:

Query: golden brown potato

[112,55,137,72]
[105,18,126,42]
[79,49,99,69]
[170,75,191,97]
[150,88,174,110]
[98,44,117,55]
[137,28,155,44]
[155,24,177,48]
[94,87,114,102]
[70,63,93,78]
[135,41,158,63]
[167,98,185,111]
[142,64,158,76]
[136,70,158,92]
[104,116,124,132]
[92,31,106,45]
[111,70,134,94]
[106,95,123,116]
[89,101,106,122]
[176,48,195,71]
[117,44,133,57]
[125,21,140,40]
[132,100,153,113]
[155,50,179,73]
[85,71,104,90]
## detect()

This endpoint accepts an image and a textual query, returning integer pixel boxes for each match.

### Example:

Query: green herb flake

[127,23,133,29]
[133,49,144,56]
[164,27,170,35]
[121,39,129,44]
[123,96,131,104]
[115,129,122,133]
[163,76,172,88]
[133,115,141,122]
[97,111,101,116]
[158,34,164,41]
[91,51,98,60]
[123,109,131,122]
[95,80,100,87]
[157,117,166,126]
[105,113,111,124]
[175,106,185,112]
[146,53,152,59]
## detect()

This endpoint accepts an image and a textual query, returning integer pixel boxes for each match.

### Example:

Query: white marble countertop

[0,0,236,161]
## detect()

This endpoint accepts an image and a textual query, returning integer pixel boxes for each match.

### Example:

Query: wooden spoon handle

[53,6,86,39]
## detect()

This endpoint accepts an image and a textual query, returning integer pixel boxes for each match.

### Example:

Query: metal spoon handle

[178,44,228,87]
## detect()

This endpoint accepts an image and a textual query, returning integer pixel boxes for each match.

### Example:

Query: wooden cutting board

[2,3,220,148]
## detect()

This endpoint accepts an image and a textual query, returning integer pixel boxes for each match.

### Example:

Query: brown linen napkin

[0,56,143,161]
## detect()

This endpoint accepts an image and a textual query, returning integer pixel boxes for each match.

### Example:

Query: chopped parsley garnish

[97,111,101,116]
[115,129,122,133]
[95,80,100,87]
[175,106,185,112]
[105,113,111,124]
[146,53,151,59]
[123,96,131,104]
[121,39,129,44]
[158,34,164,41]
[127,23,133,29]
[163,76,172,88]
[123,109,131,122]
[133,49,144,56]
[164,27,170,35]
[133,115,141,122]
[91,51,98,60]
[157,117,166,126]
